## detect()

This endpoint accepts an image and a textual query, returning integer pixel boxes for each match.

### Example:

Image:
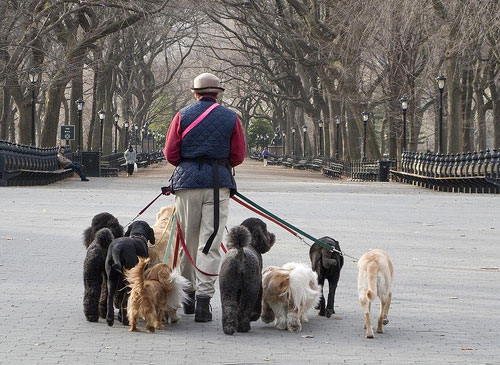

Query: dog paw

[86,315,99,322]
[237,322,251,333]
[376,328,384,334]
[366,333,375,339]
[383,318,389,325]
[146,326,156,333]
[223,326,235,335]
[287,323,301,332]
[325,309,334,318]
[107,318,114,327]
[129,327,140,332]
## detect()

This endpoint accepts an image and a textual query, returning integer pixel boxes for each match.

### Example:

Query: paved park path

[1,160,499,364]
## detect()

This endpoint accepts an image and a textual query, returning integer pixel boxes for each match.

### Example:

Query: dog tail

[124,257,149,293]
[365,261,378,301]
[94,228,114,249]
[287,263,321,312]
[226,225,251,250]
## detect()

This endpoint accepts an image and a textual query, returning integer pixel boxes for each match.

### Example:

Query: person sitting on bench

[57,146,89,181]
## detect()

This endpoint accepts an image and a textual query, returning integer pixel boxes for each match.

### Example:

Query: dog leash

[232,192,358,262]
[123,191,167,228]
[174,220,219,276]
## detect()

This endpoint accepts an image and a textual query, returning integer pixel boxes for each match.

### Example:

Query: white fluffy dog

[357,249,394,338]
[261,262,321,332]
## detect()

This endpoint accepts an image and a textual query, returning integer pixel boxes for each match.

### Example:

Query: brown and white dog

[357,249,394,338]
[125,257,189,332]
[261,262,321,332]
[148,205,176,268]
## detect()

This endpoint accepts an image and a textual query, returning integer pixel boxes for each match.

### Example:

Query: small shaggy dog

[357,249,394,338]
[219,218,276,335]
[83,212,124,249]
[148,205,176,267]
[83,228,114,322]
[261,262,321,332]
[125,257,190,332]
[309,236,344,318]
[105,220,155,327]
[82,212,124,321]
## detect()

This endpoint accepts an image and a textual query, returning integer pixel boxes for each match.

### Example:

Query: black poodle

[219,217,276,335]
[309,236,344,318]
[105,220,155,327]
[83,212,124,248]
[83,228,114,322]
[82,212,124,321]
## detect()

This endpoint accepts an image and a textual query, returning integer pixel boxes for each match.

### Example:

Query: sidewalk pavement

[0,160,499,364]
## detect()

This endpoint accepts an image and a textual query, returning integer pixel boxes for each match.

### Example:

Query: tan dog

[261,262,321,332]
[357,249,394,338]
[148,205,176,267]
[125,257,189,332]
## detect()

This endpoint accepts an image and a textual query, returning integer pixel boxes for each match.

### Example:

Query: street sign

[60,125,75,140]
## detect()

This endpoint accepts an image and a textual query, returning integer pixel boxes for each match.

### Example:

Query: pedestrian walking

[164,72,246,322]
[124,145,137,177]
[262,147,269,166]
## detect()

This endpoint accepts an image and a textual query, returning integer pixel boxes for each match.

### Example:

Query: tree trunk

[40,80,66,147]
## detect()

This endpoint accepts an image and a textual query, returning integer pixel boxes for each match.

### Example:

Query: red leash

[174,220,219,276]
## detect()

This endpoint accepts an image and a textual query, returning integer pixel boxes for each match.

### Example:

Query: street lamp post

[291,127,296,156]
[141,126,146,152]
[147,130,151,154]
[134,125,139,152]
[302,125,307,157]
[28,68,39,146]
[318,120,323,156]
[281,131,286,155]
[113,113,119,153]
[335,116,340,160]
[362,111,369,160]
[76,99,84,155]
[436,75,446,153]
[98,109,105,155]
[152,132,156,152]
[400,97,408,152]
[124,121,129,148]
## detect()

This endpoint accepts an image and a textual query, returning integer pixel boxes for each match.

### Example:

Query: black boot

[183,291,195,314]
[195,295,212,322]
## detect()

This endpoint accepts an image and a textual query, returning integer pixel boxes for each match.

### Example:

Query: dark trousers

[127,163,134,175]
[68,163,86,180]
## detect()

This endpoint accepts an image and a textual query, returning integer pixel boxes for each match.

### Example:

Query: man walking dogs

[164,73,246,322]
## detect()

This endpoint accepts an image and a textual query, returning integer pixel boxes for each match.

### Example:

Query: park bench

[267,155,281,166]
[351,162,379,181]
[307,158,324,171]
[322,161,344,179]
[0,141,73,186]
[282,157,294,168]
[391,150,500,193]
[293,158,308,170]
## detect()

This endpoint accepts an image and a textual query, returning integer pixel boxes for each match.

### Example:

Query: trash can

[81,152,101,177]
[378,160,392,182]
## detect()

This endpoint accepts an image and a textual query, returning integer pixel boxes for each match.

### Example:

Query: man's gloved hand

[161,186,170,195]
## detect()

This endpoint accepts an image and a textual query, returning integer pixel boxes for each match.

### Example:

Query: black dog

[82,212,124,320]
[83,228,114,322]
[309,236,344,318]
[105,220,155,326]
[219,218,276,335]
[83,212,123,249]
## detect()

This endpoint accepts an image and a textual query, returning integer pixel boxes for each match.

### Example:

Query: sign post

[60,125,75,145]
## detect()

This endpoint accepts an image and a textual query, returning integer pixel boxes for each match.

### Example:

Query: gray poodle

[219,218,276,335]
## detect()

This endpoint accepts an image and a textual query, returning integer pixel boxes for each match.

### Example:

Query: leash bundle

[128,186,357,278]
